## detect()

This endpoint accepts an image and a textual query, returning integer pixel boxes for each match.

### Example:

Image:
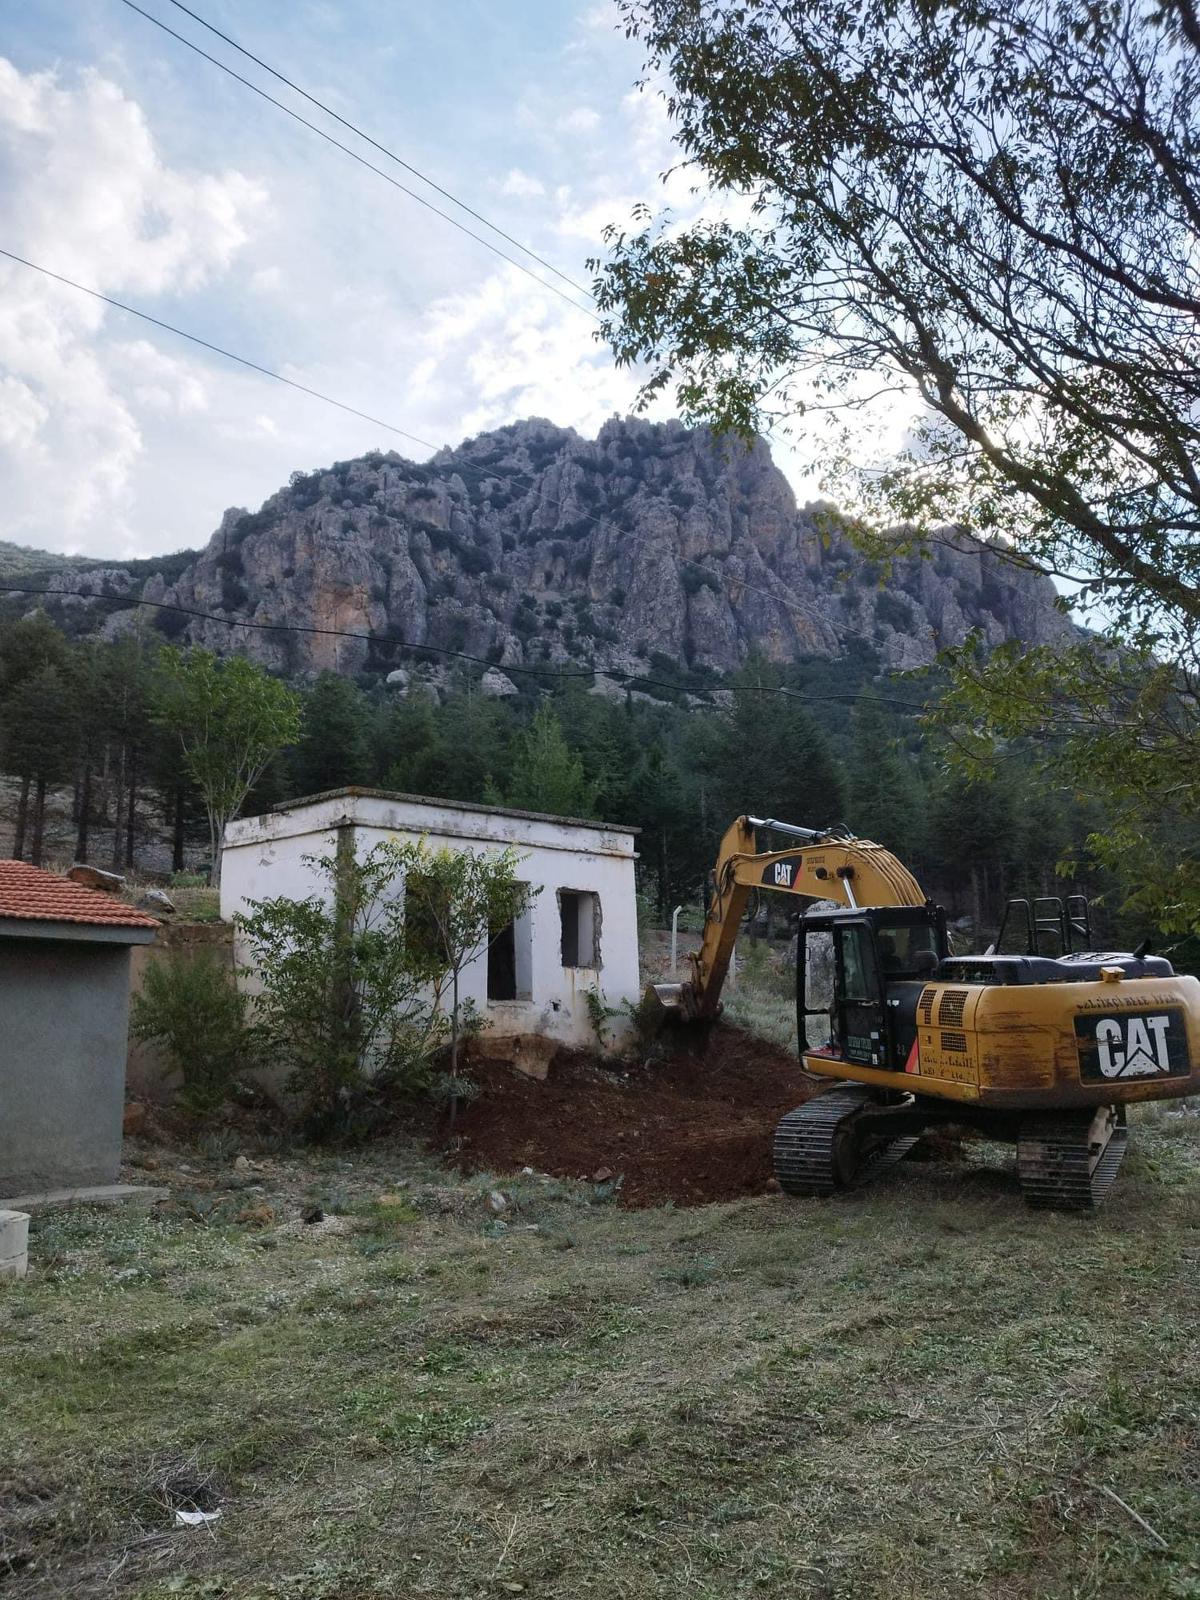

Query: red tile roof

[0,860,160,930]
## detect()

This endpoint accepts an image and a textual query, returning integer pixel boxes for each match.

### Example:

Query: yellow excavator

[652,816,1200,1209]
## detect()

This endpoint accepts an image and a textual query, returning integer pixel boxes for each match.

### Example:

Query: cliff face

[41,417,1071,675]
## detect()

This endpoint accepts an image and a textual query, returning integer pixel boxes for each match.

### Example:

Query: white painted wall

[220,790,641,1053]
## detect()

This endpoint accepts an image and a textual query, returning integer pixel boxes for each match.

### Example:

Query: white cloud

[560,105,601,134]
[0,57,264,553]
[498,168,546,200]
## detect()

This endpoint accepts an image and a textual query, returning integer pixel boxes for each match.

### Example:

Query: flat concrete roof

[270,786,640,837]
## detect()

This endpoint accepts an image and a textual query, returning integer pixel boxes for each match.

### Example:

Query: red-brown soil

[450,1025,817,1207]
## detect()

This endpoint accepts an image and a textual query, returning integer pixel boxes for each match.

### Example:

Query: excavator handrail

[651,814,927,1020]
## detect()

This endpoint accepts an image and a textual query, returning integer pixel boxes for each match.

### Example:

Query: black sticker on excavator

[1075,1008,1190,1082]
[762,857,801,889]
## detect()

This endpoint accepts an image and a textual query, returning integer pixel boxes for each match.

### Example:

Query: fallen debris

[451,1023,815,1207]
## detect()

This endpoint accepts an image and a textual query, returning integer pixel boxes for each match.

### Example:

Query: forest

[2,606,1184,966]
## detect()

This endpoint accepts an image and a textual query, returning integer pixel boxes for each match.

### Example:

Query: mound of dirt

[450,1025,817,1207]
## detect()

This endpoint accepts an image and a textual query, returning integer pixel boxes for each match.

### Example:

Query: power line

[0,584,932,713]
[118,0,598,320]
[0,245,884,650]
[116,7,1064,623]
[0,247,441,450]
[1,251,1039,655]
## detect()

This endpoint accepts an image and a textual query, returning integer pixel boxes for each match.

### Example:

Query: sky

[0,0,918,561]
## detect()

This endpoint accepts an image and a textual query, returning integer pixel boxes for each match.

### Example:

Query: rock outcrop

[34,417,1072,676]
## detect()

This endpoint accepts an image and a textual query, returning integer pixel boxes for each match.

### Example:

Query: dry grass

[2,1113,1199,1599]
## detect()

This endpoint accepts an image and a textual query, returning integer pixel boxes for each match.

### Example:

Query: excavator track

[773,1086,917,1196]
[1017,1107,1128,1211]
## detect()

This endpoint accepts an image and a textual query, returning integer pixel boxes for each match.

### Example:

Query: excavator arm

[653,815,926,1020]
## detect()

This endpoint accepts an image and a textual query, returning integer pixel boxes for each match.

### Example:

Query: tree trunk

[75,761,92,863]
[110,743,126,872]
[13,774,30,860]
[210,815,223,889]
[124,758,137,869]
[30,776,47,867]
[172,786,185,873]
[448,968,461,1127]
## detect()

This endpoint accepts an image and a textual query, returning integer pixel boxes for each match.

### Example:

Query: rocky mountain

[24,417,1071,678]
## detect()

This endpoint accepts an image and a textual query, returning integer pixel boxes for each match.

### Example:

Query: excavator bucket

[647,981,687,1014]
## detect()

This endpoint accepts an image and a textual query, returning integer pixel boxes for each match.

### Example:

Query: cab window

[875,921,939,977]
[838,925,879,1001]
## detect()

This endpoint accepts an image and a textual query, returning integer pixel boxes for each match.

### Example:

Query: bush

[236,842,449,1136]
[875,591,915,631]
[131,952,255,1114]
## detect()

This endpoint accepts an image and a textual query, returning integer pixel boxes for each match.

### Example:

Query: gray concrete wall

[0,938,132,1194]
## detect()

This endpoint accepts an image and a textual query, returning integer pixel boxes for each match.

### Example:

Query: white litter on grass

[174,1508,222,1529]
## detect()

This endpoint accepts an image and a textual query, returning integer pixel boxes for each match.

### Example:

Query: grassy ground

[3,1108,1199,1600]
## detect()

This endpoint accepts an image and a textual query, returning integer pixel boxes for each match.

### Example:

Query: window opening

[488,884,533,1001]
[488,918,517,1001]
[560,889,599,968]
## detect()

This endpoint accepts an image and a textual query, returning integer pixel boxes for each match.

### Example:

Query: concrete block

[0,1184,169,1215]
[0,1210,30,1279]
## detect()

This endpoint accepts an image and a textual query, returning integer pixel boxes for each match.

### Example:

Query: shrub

[236,842,449,1136]
[681,563,719,596]
[875,591,915,631]
[131,952,255,1114]
[459,544,493,576]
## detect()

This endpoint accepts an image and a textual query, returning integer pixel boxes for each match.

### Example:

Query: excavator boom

[653,815,925,1020]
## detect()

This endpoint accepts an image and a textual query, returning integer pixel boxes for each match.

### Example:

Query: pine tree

[847,688,925,857]
[498,703,597,817]
[705,656,849,830]
[291,673,372,795]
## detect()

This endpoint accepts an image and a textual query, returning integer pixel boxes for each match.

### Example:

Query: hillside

[10,417,1071,676]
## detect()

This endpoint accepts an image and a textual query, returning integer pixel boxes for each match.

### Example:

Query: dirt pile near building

[450,1024,816,1207]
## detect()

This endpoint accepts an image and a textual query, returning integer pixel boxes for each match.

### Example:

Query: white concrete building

[220,788,641,1057]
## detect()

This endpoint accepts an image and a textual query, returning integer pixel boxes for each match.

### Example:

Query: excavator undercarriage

[652,815,1200,1212]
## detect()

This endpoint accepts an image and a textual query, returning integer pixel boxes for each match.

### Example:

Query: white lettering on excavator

[1095,1014,1172,1078]
[773,862,794,887]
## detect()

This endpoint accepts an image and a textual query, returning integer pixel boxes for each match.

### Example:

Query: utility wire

[118,6,1060,617]
[0,247,441,451]
[1,254,1040,657]
[119,0,598,319]
[0,244,880,648]
[0,585,931,712]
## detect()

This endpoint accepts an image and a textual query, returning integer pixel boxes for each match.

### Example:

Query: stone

[480,667,519,698]
[233,1155,250,1172]
[68,864,125,893]
[592,1167,614,1183]
[0,1210,30,1278]
[137,888,176,914]
[123,1101,151,1137]
[486,1190,509,1215]
[467,1034,557,1082]
[385,668,410,689]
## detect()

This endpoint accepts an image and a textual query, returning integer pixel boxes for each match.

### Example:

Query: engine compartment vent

[940,1031,968,1054]
[938,989,969,1028]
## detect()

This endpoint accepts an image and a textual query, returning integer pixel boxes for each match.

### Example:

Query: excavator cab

[798,905,949,1071]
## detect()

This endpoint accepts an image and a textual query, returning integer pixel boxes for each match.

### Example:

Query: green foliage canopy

[593,0,1200,930]
[152,648,302,883]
